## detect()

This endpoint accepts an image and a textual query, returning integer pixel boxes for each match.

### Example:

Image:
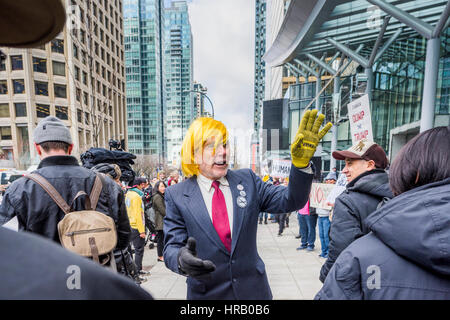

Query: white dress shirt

[196,164,313,237]
[197,173,234,235]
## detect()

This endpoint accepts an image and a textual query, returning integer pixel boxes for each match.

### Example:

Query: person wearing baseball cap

[319,139,393,283]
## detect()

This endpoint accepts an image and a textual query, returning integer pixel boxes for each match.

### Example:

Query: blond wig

[181,117,228,177]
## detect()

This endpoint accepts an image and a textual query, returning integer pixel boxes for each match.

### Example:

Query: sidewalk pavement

[140,214,325,300]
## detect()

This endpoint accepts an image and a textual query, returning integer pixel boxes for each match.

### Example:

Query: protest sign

[310,183,334,209]
[348,94,374,144]
[271,159,291,178]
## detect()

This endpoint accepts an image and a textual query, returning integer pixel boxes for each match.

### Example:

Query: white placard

[310,183,334,209]
[347,94,374,144]
[271,159,291,178]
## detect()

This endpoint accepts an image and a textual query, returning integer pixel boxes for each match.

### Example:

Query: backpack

[26,173,117,269]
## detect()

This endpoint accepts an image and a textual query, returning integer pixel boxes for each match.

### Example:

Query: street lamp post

[183,90,215,119]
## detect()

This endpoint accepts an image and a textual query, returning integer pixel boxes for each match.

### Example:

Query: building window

[51,39,64,54]
[34,81,48,96]
[36,104,50,118]
[10,55,23,70]
[74,66,80,81]
[33,57,47,73]
[12,79,25,94]
[73,43,79,59]
[0,127,12,140]
[83,92,88,105]
[14,102,27,117]
[0,57,5,71]
[0,104,9,117]
[0,80,8,94]
[55,106,68,120]
[76,88,81,101]
[85,112,90,124]
[54,84,67,98]
[52,61,65,76]
[77,109,82,123]
[82,71,88,85]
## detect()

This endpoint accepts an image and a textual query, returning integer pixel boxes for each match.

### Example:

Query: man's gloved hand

[291,109,332,168]
[178,237,216,279]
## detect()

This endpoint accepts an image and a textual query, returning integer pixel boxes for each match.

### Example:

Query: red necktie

[211,181,231,252]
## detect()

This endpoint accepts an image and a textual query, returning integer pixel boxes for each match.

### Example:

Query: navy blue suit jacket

[163,165,313,300]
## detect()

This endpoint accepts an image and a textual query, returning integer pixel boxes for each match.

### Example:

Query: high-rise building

[164,1,194,166]
[193,81,208,118]
[254,0,266,133]
[124,0,165,160]
[0,0,127,169]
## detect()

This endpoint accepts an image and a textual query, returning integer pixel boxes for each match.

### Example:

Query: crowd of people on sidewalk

[0,112,448,300]
[258,126,450,299]
[1,0,448,302]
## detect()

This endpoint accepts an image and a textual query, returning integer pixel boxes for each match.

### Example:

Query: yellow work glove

[291,109,332,168]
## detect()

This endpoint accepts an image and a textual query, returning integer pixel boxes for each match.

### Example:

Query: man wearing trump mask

[163,110,332,299]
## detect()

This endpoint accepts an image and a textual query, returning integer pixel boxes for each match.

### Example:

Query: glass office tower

[124,0,165,160]
[164,1,194,166]
[254,0,266,132]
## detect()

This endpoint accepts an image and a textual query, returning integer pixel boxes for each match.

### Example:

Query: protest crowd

[0,0,449,302]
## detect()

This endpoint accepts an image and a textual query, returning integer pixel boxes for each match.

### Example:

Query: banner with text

[310,183,335,210]
[347,94,374,144]
[271,159,291,178]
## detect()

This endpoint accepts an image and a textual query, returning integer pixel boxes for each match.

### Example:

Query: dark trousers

[130,228,145,271]
[278,213,287,234]
[258,212,268,223]
[156,230,164,257]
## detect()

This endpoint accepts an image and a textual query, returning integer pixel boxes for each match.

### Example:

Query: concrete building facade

[0,0,127,169]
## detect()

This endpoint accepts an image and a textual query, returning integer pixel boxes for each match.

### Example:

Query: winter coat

[0,226,151,299]
[315,177,450,299]
[0,156,131,250]
[152,192,166,231]
[81,147,136,183]
[319,169,393,283]
[125,188,145,233]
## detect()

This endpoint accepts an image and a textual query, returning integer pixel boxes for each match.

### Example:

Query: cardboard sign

[271,159,291,178]
[348,94,374,144]
[310,183,334,209]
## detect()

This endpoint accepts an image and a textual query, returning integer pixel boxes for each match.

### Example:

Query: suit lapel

[183,177,230,255]
[226,170,246,255]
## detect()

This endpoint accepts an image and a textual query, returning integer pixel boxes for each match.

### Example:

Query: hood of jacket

[346,169,392,199]
[366,177,450,276]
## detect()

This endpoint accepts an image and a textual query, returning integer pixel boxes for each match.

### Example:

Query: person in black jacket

[152,180,167,262]
[319,139,392,283]
[0,226,152,299]
[0,116,131,251]
[316,126,450,299]
[0,0,149,300]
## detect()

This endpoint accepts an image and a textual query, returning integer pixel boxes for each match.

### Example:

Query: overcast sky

[187,0,255,167]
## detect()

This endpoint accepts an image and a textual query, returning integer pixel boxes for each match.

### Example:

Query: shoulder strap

[90,173,103,210]
[26,173,71,214]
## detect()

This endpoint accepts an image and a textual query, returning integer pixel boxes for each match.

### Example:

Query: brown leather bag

[26,173,117,268]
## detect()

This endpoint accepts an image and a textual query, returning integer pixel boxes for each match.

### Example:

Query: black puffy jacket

[319,169,393,283]
[0,155,130,250]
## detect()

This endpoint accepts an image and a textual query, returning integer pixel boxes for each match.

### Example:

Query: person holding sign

[319,139,392,283]
[163,110,332,299]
